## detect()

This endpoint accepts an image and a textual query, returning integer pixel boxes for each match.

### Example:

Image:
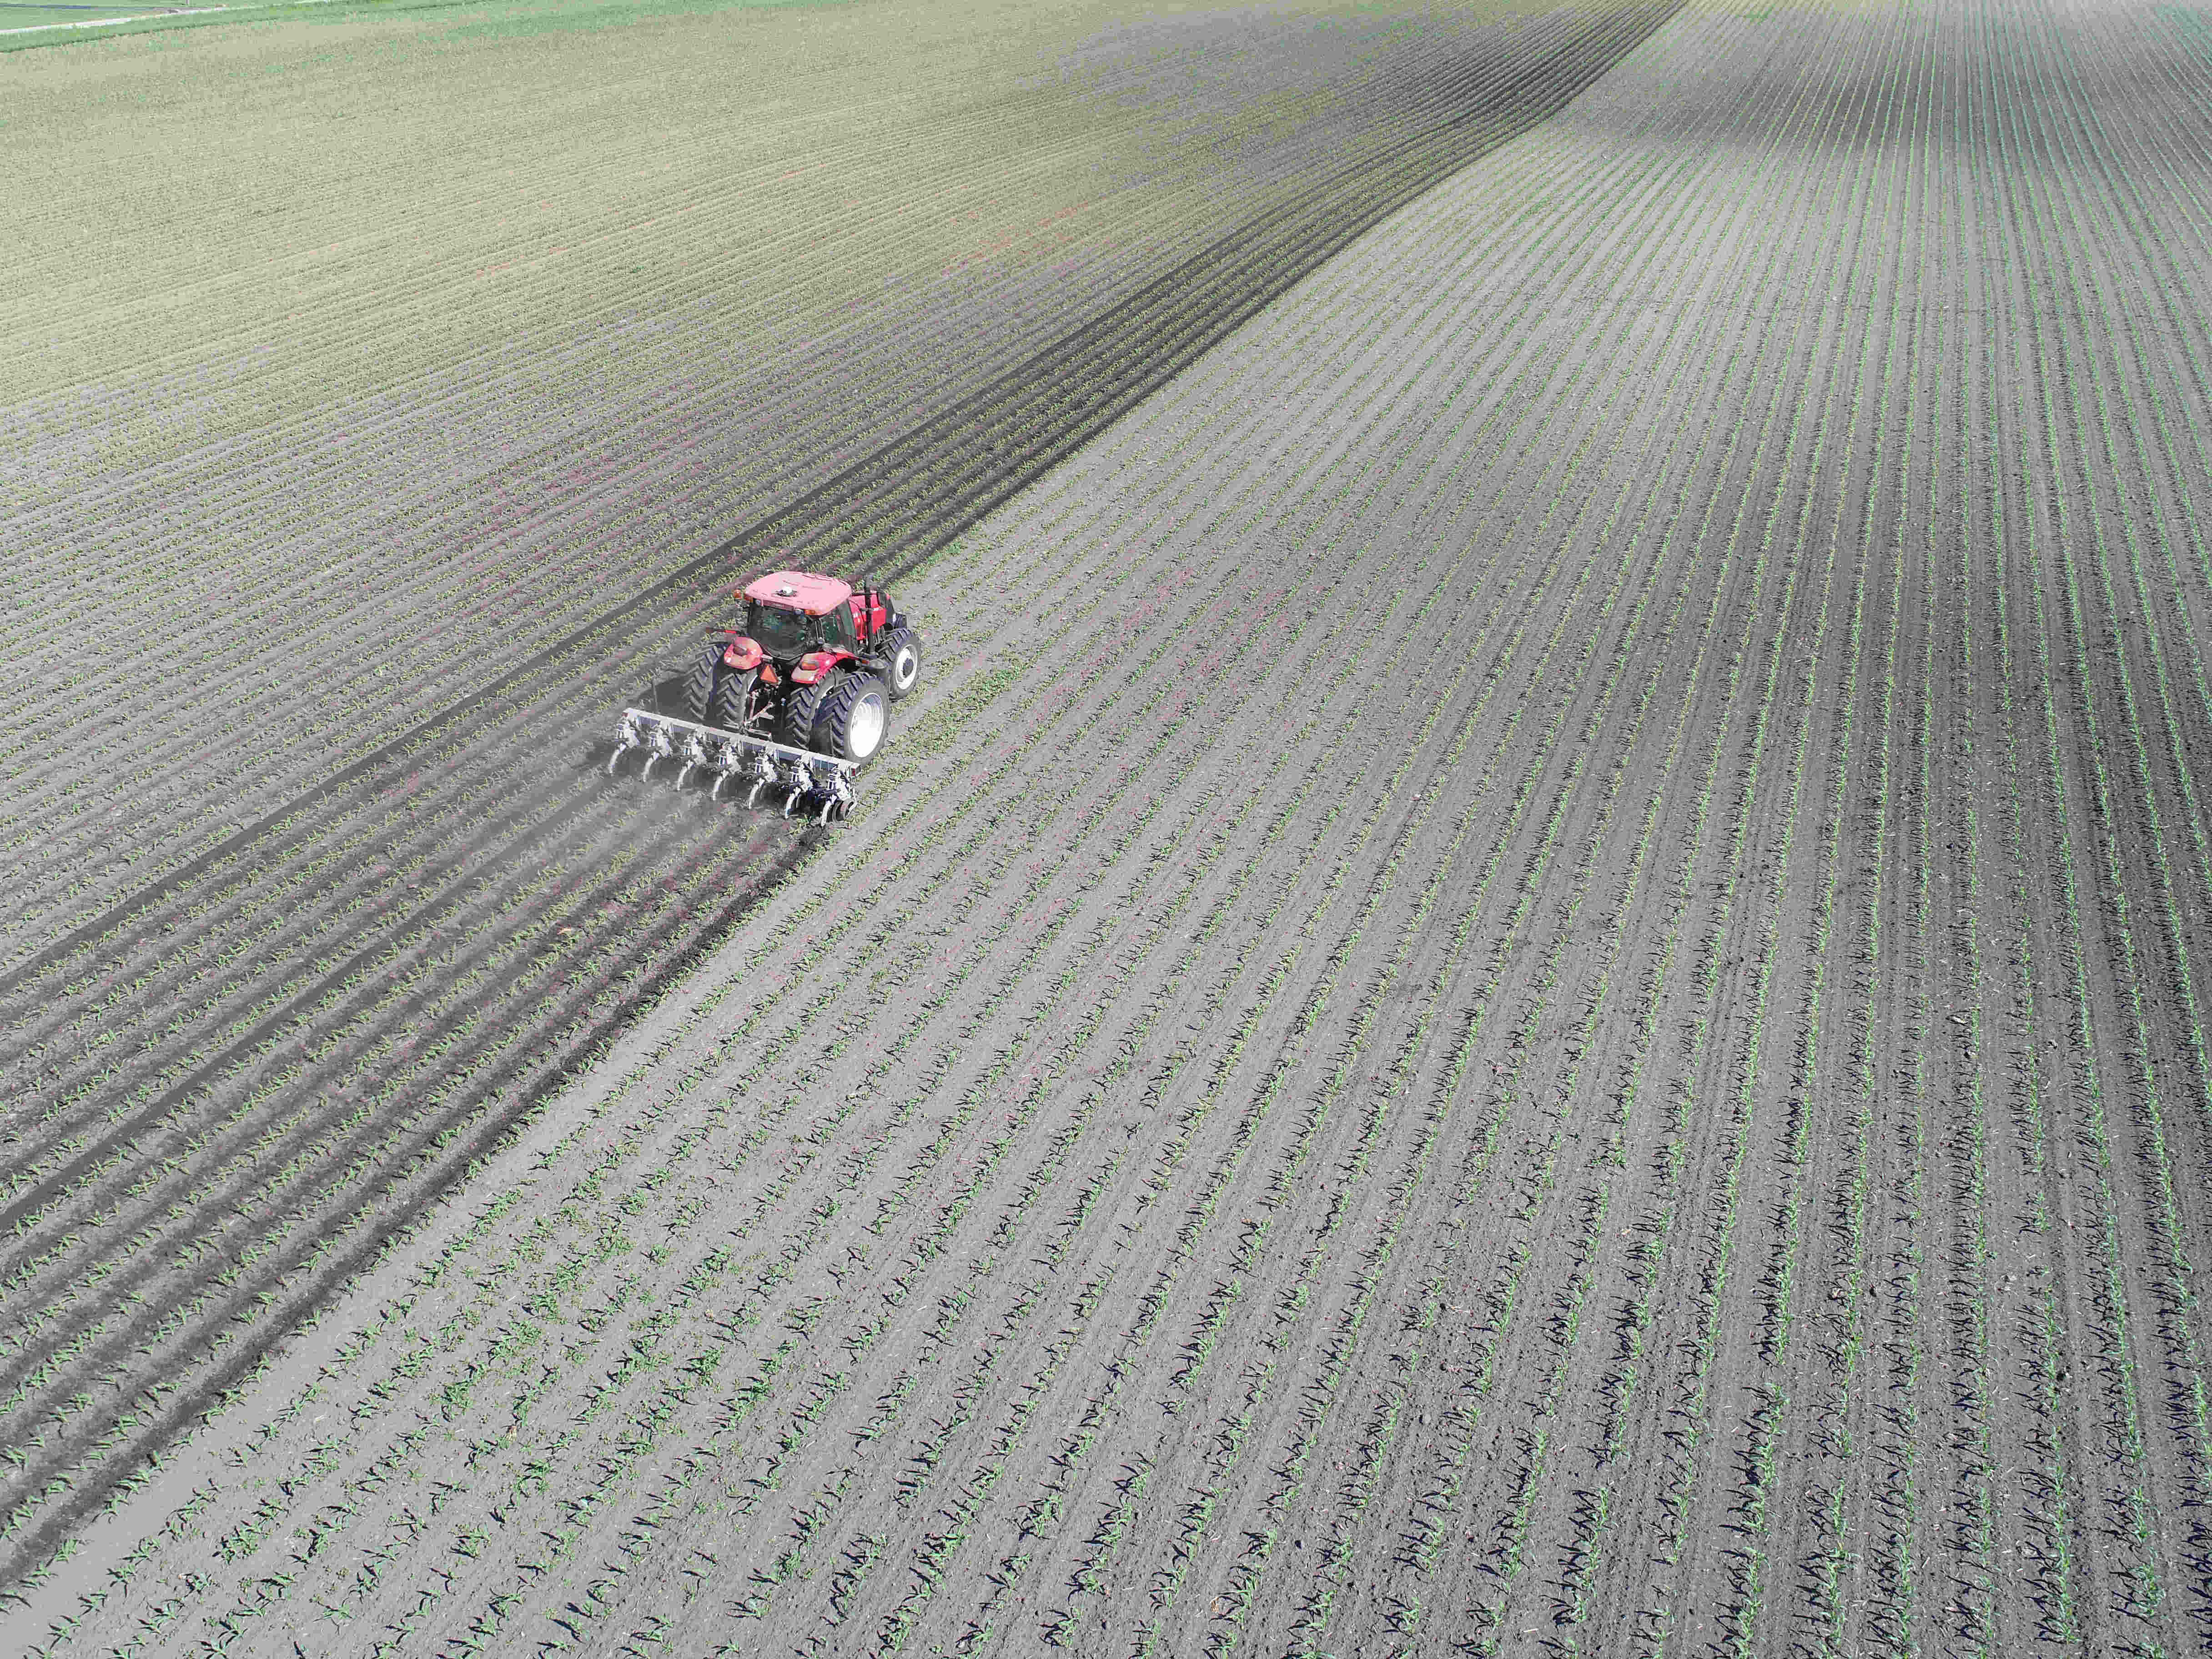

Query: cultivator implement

[609,708,859,823]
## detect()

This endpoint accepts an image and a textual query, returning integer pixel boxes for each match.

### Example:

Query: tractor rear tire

[779,677,831,749]
[681,646,719,724]
[814,671,891,766]
[876,627,922,702]
[708,668,756,733]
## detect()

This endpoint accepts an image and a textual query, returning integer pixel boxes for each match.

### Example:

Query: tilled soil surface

[0,0,1679,1605]
[13,0,2212,1654]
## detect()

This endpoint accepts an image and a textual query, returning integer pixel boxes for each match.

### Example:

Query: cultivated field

[1,0,1671,1584]
[9,0,2212,1653]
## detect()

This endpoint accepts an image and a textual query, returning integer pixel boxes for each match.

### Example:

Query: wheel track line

[1539,104,1885,1659]
[0,782,750,1288]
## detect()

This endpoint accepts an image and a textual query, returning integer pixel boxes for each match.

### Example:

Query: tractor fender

[790,648,856,687]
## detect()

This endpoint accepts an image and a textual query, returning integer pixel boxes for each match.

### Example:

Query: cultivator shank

[609,709,858,823]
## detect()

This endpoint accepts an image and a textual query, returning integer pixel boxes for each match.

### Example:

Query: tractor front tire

[877,626,922,702]
[779,677,831,749]
[709,668,756,733]
[814,671,890,766]
[680,646,719,724]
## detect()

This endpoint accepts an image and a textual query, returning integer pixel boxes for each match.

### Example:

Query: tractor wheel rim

[850,694,886,758]
[895,648,917,689]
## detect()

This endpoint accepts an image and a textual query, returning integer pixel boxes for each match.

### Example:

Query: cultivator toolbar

[609,709,858,823]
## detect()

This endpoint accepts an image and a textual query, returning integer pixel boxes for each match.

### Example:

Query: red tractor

[681,570,921,766]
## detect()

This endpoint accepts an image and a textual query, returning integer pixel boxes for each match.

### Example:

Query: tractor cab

[739,572,855,664]
[740,597,821,661]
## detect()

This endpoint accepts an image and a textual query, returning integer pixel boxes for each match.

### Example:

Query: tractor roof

[741,570,852,616]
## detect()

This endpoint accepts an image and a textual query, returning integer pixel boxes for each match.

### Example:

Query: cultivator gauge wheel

[611,708,860,823]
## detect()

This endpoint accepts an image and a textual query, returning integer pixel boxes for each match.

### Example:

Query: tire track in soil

[0,1,1687,1584]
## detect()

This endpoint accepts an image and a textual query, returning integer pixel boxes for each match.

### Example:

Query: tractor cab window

[819,602,857,651]
[746,601,813,659]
